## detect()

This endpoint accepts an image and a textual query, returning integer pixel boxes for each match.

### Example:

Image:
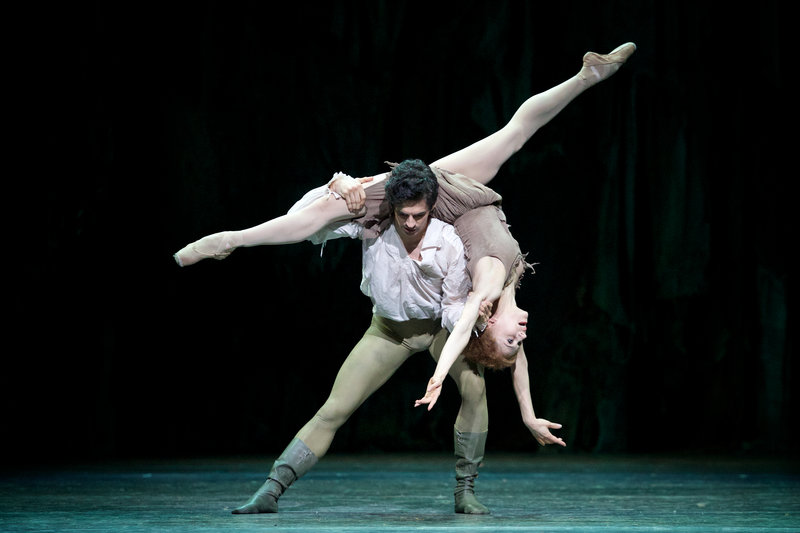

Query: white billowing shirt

[358,219,469,332]
[288,191,469,332]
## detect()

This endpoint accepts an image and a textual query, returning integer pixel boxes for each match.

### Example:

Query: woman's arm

[415,257,505,410]
[511,346,566,447]
[414,292,485,410]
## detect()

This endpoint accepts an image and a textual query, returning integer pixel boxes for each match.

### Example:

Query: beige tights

[295,316,488,458]
[178,74,590,257]
[430,76,588,186]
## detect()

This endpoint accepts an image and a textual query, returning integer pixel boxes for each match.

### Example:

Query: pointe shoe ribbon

[173,231,241,267]
[579,42,637,84]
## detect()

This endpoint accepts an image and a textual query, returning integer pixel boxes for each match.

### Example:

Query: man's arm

[511,346,566,447]
[328,173,384,213]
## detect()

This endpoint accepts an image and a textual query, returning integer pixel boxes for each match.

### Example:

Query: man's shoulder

[427,218,463,251]
[428,217,455,231]
[427,218,455,236]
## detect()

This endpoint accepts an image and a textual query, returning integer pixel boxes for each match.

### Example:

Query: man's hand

[414,377,443,411]
[475,297,493,333]
[526,418,566,447]
[330,172,373,213]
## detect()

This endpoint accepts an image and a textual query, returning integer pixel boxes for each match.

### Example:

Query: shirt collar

[419,218,445,250]
[383,218,445,257]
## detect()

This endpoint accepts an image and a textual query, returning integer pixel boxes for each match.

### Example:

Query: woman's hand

[330,172,373,213]
[414,376,443,411]
[526,418,566,447]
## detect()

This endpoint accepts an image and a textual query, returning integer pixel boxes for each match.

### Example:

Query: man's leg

[294,319,426,457]
[233,317,438,514]
[429,331,491,514]
[431,43,636,186]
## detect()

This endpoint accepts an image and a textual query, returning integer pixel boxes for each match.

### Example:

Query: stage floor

[1,453,798,532]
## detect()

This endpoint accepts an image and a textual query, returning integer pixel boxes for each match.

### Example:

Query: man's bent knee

[313,402,351,432]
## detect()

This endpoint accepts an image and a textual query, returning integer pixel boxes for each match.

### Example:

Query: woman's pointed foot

[578,42,637,86]
[173,231,242,267]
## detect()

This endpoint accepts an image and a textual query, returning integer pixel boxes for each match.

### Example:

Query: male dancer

[231,159,499,514]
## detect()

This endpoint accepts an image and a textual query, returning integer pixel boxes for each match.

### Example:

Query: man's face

[392,198,431,242]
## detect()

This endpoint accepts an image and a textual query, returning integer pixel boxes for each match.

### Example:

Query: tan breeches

[296,315,488,457]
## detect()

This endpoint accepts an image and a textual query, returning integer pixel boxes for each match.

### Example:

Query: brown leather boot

[232,438,318,514]
[453,429,490,514]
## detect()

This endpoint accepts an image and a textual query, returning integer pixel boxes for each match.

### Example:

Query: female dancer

[175,41,636,422]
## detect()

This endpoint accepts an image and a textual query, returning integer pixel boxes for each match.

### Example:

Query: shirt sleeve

[439,228,471,332]
[309,221,363,244]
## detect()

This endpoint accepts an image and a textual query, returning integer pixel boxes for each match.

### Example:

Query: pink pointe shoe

[578,42,637,85]
[173,231,242,267]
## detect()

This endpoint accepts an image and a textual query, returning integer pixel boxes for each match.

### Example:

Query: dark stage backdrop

[10,1,792,465]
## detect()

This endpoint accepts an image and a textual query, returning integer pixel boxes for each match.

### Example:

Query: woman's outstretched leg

[431,42,636,185]
[173,174,386,266]
[173,196,350,266]
[174,174,385,266]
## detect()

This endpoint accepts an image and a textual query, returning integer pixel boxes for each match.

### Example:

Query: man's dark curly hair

[385,159,439,212]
